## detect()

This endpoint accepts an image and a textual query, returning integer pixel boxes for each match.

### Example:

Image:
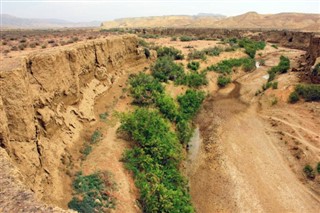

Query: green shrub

[68,172,115,213]
[80,143,92,159]
[129,72,164,105]
[138,39,149,48]
[238,38,266,58]
[91,130,102,144]
[176,119,194,144]
[303,165,315,179]
[317,162,320,174]
[208,58,255,74]
[151,56,185,82]
[180,36,194,42]
[267,56,290,81]
[177,89,205,120]
[187,61,200,71]
[288,91,299,103]
[272,82,278,89]
[217,75,231,87]
[271,44,278,49]
[171,36,177,41]
[242,58,256,72]
[202,46,222,56]
[155,94,179,122]
[178,71,208,88]
[262,82,273,91]
[156,46,184,60]
[119,108,194,212]
[295,84,320,101]
[277,56,290,73]
[187,50,207,60]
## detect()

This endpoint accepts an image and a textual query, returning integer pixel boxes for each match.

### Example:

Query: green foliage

[187,50,207,60]
[267,56,290,81]
[187,61,200,71]
[295,84,320,101]
[207,58,256,74]
[271,44,278,49]
[177,89,205,120]
[262,82,273,91]
[277,56,290,74]
[119,108,194,212]
[176,119,194,145]
[237,38,266,58]
[303,165,315,179]
[272,81,278,89]
[99,112,108,122]
[68,172,115,213]
[156,46,184,60]
[139,34,160,39]
[80,143,92,159]
[155,94,179,122]
[202,46,223,56]
[217,75,231,87]
[138,39,149,48]
[180,36,195,42]
[171,36,177,41]
[179,71,208,88]
[151,56,185,82]
[129,72,164,105]
[317,162,320,174]
[288,91,299,103]
[91,130,102,144]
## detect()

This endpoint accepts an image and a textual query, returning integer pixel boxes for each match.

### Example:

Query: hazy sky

[1,0,320,22]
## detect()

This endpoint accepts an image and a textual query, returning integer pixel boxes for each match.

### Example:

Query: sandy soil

[189,46,320,212]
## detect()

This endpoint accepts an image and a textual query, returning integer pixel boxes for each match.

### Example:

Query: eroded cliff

[0,34,149,210]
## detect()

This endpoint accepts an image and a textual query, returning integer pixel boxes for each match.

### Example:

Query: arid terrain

[0,24,320,213]
[101,12,320,32]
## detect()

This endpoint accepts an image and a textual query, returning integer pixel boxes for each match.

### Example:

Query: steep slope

[0,34,149,209]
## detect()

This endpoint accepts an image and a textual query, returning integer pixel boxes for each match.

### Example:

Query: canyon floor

[1,34,320,212]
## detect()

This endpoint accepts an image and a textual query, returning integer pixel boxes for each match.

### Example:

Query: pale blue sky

[1,0,320,22]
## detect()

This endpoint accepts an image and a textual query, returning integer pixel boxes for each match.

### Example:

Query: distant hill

[0,14,101,29]
[101,12,320,32]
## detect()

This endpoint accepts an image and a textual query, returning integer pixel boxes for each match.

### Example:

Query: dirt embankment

[0,34,150,211]
[305,35,320,83]
[137,28,315,50]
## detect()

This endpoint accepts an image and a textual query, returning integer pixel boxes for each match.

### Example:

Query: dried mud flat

[190,49,320,212]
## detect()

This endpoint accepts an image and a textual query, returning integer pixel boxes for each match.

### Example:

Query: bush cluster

[68,172,115,213]
[119,109,194,212]
[295,84,320,101]
[217,75,231,87]
[156,46,184,60]
[238,38,266,58]
[129,72,164,105]
[207,57,256,74]
[187,61,200,71]
[152,57,207,88]
[268,56,290,82]
[180,36,196,42]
